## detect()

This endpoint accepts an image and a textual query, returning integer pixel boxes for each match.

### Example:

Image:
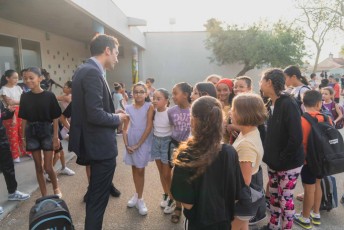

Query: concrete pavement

[0,140,75,221]
[0,134,344,229]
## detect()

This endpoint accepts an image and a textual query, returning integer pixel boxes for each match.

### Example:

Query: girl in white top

[284,65,310,100]
[151,88,175,214]
[231,93,268,230]
[0,70,30,162]
[56,80,72,111]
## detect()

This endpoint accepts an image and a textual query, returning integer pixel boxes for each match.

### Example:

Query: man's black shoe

[110,184,121,197]
[83,191,88,203]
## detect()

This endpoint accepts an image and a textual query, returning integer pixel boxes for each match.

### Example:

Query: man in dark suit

[69,34,128,230]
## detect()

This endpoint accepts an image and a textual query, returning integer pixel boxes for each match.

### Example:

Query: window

[0,34,20,75]
[21,39,42,68]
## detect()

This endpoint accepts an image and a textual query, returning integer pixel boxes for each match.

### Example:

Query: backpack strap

[303,112,330,125]
[297,85,311,101]
[303,112,318,125]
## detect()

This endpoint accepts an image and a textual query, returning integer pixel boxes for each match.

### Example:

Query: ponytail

[300,76,309,86]
[0,69,16,88]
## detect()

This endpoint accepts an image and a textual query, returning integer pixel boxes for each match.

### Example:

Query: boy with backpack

[294,90,331,229]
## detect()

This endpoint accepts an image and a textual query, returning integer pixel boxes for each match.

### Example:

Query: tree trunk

[236,64,254,77]
[313,49,321,73]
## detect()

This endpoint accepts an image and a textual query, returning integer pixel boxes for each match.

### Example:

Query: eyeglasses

[133,91,145,95]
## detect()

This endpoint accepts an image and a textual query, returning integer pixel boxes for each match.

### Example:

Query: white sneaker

[127,193,138,208]
[160,194,169,208]
[0,206,3,215]
[60,167,75,176]
[136,198,148,215]
[164,198,176,214]
[8,190,30,201]
[13,157,20,163]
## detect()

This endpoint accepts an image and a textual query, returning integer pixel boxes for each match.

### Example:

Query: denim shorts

[151,135,171,164]
[25,122,54,151]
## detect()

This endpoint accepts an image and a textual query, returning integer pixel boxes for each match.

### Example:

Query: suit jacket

[69,58,120,161]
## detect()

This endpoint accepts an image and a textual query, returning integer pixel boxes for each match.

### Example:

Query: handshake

[115,109,129,123]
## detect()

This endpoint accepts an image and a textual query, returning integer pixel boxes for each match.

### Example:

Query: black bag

[320,176,338,211]
[235,167,265,217]
[29,195,74,230]
[294,85,311,113]
[303,112,344,177]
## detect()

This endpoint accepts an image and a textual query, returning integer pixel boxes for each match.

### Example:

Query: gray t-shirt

[167,105,191,142]
[112,92,123,110]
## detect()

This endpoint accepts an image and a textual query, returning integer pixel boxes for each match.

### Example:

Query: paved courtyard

[1,134,344,229]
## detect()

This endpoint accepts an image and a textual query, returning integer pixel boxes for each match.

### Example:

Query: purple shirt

[323,102,333,112]
[167,105,191,142]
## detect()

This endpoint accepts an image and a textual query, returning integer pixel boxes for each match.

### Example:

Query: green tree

[296,0,339,72]
[204,19,306,77]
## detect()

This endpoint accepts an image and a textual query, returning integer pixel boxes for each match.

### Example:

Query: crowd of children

[1,64,344,230]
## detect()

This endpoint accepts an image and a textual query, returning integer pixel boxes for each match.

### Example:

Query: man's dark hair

[303,90,322,107]
[90,34,119,56]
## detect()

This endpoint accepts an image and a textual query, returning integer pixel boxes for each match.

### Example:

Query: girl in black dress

[171,96,244,230]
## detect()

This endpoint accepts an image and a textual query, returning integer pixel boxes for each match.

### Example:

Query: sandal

[296,193,304,201]
[54,188,63,199]
[171,207,182,223]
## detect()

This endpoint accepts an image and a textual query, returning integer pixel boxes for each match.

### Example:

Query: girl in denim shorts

[18,67,62,198]
[151,88,174,214]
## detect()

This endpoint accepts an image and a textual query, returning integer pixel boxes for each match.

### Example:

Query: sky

[113,0,343,63]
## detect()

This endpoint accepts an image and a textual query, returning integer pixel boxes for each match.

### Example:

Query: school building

[0,0,262,93]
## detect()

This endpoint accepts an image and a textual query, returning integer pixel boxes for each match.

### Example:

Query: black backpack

[303,113,344,177]
[29,195,74,230]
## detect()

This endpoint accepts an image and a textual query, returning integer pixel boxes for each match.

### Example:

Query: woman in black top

[19,67,62,198]
[171,96,243,230]
[260,68,304,230]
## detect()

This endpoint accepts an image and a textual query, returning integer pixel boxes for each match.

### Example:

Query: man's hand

[115,109,125,114]
[117,113,129,123]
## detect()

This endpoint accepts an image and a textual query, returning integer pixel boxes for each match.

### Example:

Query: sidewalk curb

[0,141,75,221]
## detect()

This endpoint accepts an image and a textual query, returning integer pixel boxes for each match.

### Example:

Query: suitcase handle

[35,199,61,212]
[35,195,60,204]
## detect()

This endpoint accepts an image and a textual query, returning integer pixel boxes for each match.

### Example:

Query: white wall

[142,31,263,92]
[0,18,89,94]
[106,44,135,92]
[67,0,145,49]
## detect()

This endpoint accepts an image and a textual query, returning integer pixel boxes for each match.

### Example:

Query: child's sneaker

[0,206,3,215]
[164,198,176,214]
[136,198,148,215]
[310,211,321,225]
[340,194,344,204]
[13,157,20,163]
[127,193,138,208]
[8,190,30,201]
[294,213,312,229]
[60,167,75,176]
[160,194,168,208]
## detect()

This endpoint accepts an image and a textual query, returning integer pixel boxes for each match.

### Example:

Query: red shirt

[333,83,340,99]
